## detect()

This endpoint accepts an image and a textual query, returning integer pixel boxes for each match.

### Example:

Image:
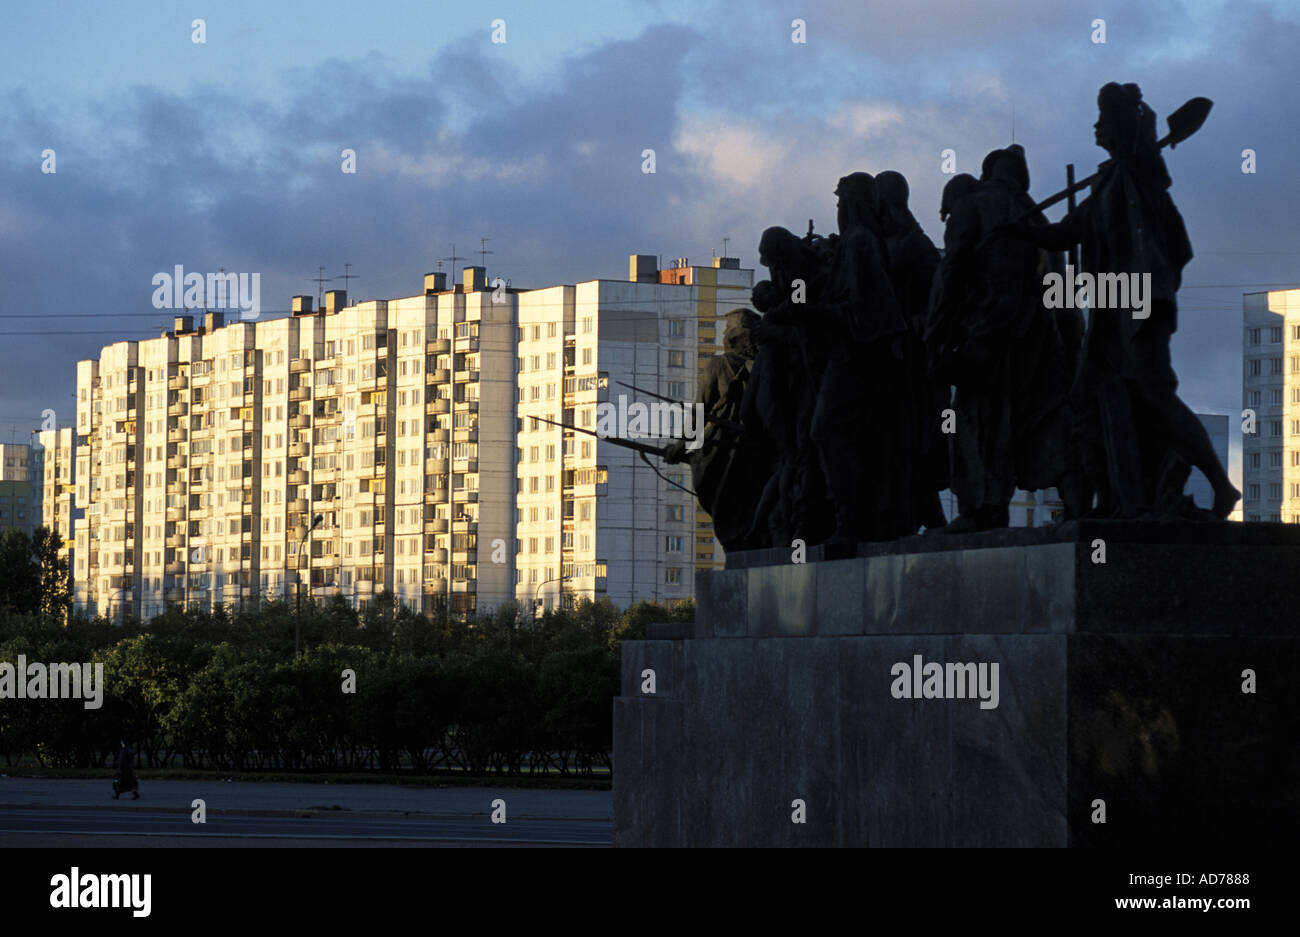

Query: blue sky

[4,0,1300,482]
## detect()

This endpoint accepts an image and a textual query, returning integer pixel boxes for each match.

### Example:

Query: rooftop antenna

[308,266,333,306]
[723,237,731,258]
[478,236,494,268]
[339,262,360,296]
[442,244,465,274]
[1011,102,1016,144]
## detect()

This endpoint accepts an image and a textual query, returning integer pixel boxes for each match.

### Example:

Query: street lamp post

[533,575,570,625]
[295,513,324,657]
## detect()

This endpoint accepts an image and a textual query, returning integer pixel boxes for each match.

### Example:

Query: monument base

[613,521,1300,847]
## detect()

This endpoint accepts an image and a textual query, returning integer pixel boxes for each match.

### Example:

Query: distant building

[0,443,35,536]
[67,256,755,622]
[1242,289,1300,523]
[32,428,80,589]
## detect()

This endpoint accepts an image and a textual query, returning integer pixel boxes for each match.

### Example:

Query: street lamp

[295,513,324,657]
[533,575,571,625]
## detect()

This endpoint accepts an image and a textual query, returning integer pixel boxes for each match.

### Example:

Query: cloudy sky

[3,0,1298,478]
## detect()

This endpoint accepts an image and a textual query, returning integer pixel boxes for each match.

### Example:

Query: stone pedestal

[613,521,1300,846]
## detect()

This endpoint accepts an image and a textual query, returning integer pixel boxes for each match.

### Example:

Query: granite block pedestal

[613,521,1300,846]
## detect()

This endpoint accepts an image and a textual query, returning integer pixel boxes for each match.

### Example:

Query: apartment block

[1242,289,1300,523]
[31,428,79,581]
[0,443,35,536]
[70,255,755,622]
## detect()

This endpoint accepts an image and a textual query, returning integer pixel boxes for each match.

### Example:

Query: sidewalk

[0,777,611,819]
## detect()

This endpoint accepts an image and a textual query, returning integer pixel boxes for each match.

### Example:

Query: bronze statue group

[669,82,1240,553]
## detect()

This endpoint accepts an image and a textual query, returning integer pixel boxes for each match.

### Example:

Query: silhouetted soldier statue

[810,173,912,544]
[1000,83,1239,518]
[875,170,949,530]
[665,309,771,551]
[744,227,835,546]
[926,147,1079,531]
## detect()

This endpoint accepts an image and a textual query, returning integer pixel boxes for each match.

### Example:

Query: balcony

[428,548,448,563]
[165,533,183,549]
[424,489,446,504]
[426,518,448,533]
[164,588,185,603]
[289,386,311,403]
[166,504,185,520]
[289,412,309,429]
[455,459,479,473]
[288,498,309,513]
[165,561,184,575]
[108,574,132,590]
[464,427,479,443]
[288,470,309,486]
[456,336,480,352]
[167,453,184,470]
[167,402,186,417]
[458,490,480,503]
[427,398,449,415]
[429,428,449,443]
[427,368,450,383]
[455,370,481,382]
[290,358,310,373]
[428,458,449,473]
[455,399,480,413]
[424,578,448,592]
[167,375,187,391]
[426,339,450,355]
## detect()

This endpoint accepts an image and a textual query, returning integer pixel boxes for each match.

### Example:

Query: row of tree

[0,527,690,776]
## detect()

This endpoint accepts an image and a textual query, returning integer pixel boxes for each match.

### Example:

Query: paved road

[0,778,611,846]
[0,807,609,845]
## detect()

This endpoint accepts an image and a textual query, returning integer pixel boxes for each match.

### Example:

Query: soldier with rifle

[662,309,773,552]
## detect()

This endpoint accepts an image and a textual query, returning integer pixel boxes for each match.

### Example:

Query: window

[582,317,593,333]
[664,567,682,585]
[668,319,686,337]
[1271,357,1283,375]
[667,381,687,399]
[1271,326,1283,343]
[582,348,593,365]
[1270,450,1283,467]
[664,535,683,552]
[1249,359,1261,376]
[1249,452,1261,469]
[1248,484,1260,500]
[1248,328,1260,344]
[665,505,683,522]
[667,350,685,367]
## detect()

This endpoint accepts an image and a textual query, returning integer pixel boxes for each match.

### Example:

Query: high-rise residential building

[0,443,35,536]
[69,256,754,622]
[31,428,79,580]
[1242,289,1300,523]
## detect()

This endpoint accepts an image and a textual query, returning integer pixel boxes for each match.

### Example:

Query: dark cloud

[1,1,1297,469]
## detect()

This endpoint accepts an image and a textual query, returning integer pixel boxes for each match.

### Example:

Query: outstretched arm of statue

[994,214,1081,251]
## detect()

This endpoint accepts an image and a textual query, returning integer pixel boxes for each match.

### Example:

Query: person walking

[112,740,139,800]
